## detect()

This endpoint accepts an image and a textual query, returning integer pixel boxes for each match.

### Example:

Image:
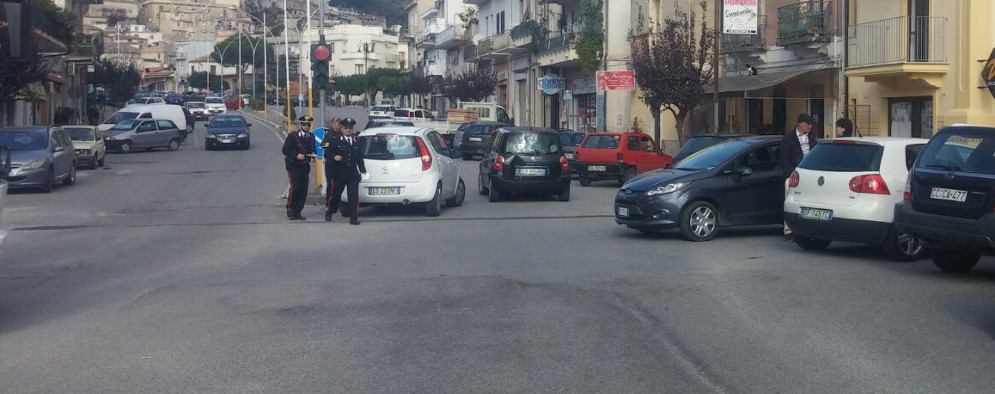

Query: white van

[98,104,189,134]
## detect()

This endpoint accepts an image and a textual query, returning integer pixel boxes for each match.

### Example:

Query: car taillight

[493,155,505,172]
[849,174,891,195]
[617,152,623,163]
[574,150,580,161]
[788,171,799,188]
[416,137,432,171]
[559,155,569,172]
[903,176,912,202]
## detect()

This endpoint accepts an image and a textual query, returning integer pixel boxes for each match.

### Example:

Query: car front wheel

[679,201,719,242]
[930,248,981,272]
[62,163,76,185]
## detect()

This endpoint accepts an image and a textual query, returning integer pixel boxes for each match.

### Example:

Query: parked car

[614,136,783,241]
[369,105,397,119]
[205,114,252,150]
[104,119,184,153]
[362,119,414,130]
[164,93,184,105]
[670,134,754,165]
[558,130,587,172]
[352,126,465,217]
[240,94,251,106]
[65,125,106,168]
[0,126,77,192]
[784,138,929,261]
[478,127,571,202]
[131,97,166,105]
[205,96,227,115]
[460,122,507,160]
[575,132,673,186]
[895,125,995,272]
[98,104,189,134]
[225,96,242,110]
[185,102,210,121]
[180,107,195,139]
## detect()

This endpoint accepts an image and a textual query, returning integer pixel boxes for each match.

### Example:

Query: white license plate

[565,153,574,159]
[516,168,547,176]
[220,139,234,143]
[617,207,629,217]
[799,207,833,221]
[369,187,401,195]
[930,187,968,202]
[469,137,482,142]
[589,165,607,171]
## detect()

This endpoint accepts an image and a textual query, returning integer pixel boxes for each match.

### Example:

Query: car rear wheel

[579,176,591,187]
[426,184,442,217]
[478,173,489,195]
[62,163,76,186]
[167,139,181,151]
[446,179,466,207]
[882,227,927,262]
[930,248,981,272]
[794,237,832,251]
[558,185,570,202]
[679,201,718,242]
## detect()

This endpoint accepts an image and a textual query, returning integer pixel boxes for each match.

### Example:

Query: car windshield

[0,130,48,150]
[372,106,393,112]
[102,111,139,125]
[465,125,493,135]
[674,140,751,171]
[917,132,995,174]
[503,132,560,155]
[206,97,223,104]
[111,120,141,131]
[210,117,246,128]
[187,102,205,109]
[559,132,586,146]
[673,136,728,162]
[799,143,884,172]
[65,127,95,141]
[361,134,419,160]
[581,134,620,149]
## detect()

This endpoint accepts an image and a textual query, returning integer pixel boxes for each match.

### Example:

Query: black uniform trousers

[327,175,360,219]
[286,165,309,217]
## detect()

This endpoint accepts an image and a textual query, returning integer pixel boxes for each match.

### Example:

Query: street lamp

[359,42,375,107]
[230,8,278,120]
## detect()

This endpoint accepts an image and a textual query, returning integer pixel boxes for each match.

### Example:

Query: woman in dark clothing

[834,118,855,138]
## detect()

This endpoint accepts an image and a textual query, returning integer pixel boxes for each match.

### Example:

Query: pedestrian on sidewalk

[87,105,100,126]
[282,115,316,220]
[780,113,818,240]
[324,118,366,224]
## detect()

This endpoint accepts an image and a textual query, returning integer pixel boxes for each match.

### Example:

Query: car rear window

[917,132,995,174]
[210,117,246,128]
[361,134,419,160]
[465,125,493,135]
[372,106,393,112]
[393,109,412,117]
[503,132,560,154]
[581,134,620,149]
[798,143,884,172]
[206,97,223,104]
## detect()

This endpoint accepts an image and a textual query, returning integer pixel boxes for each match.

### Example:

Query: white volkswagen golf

[351,126,465,216]
[784,137,929,261]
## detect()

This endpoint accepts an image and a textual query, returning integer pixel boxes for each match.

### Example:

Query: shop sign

[563,90,573,101]
[596,71,636,91]
[983,47,995,99]
[572,77,596,95]
[723,0,759,35]
[537,73,566,95]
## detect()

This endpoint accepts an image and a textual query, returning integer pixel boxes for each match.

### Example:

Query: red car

[224,96,241,110]
[574,132,672,186]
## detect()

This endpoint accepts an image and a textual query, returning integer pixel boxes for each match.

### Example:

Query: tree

[364,67,404,103]
[442,68,498,105]
[211,35,268,87]
[408,71,434,96]
[575,0,605,76]
[381,76,411,100]
[334,74,366,97]
[91,61,140,106]
[187,71,229,92]
[0,0,79,105]
[628,1,715,144]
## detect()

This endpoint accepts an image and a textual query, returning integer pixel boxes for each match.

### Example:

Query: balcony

[463,0,489,5]
[416,19,447,48]
[776,1,832,46]
[846,16,948,88]
[436,25,469,50]
[475,32,516,61]
[722,15,767,54]
[537,31,578,67]
[538,0,580,7]
[420,7,439,21]
[539,31,573,54]
[509,22,534,49]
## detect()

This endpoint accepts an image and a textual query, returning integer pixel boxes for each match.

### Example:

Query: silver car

[65,125,107,168]
[0,126,77,192]
[104,119,183,153]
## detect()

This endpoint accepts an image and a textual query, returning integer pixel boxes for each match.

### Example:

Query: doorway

[809,98,825,139]
[889,97,933,138]
[909,0,930,61]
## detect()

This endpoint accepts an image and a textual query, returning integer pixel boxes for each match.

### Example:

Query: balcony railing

[477,38,493,55]
[723,15,767,53]
[847,16,947,68]
[540,31,573,53]
[777,1,832,46]
[436,25,468,49]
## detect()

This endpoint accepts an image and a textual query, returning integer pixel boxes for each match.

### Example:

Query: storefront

[568,76,596,132]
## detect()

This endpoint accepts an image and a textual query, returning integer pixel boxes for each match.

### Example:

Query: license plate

[799,207,833,221]
[369,187,401,195]
[565,153,574,159]
[220,139,234,143]
[589,165,607,171]
[930,187,968,202]
[469,137,482,142]
[516,168,547,176]
[617,206,629,217]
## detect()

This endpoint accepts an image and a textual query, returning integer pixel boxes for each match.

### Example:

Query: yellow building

[846,0,995,137]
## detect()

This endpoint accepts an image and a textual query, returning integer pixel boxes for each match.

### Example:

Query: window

[627,136,639,150]
[137,121,157,133]
[582,134,620,149]
[360,134,419,160]
[799,143,884,172]
[157,120,175,130]
[905,144,926,170]
[426,131,448,154]
[497,11,506,34]
[356,64,364,74]
[65,127,95,141]
[738,145,780,172]
[918,132,995,175]
[0,130,48,150]
[210,65,217,74]
[503,132,560,154]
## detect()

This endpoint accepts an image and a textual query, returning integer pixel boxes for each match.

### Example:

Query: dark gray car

[0,126,77,192]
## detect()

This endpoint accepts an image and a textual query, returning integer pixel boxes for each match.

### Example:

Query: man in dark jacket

[324,117,366,224]
[282,115,316,220]
[780,113,817,239]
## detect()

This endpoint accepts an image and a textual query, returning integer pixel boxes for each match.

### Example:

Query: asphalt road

[2,111,995,393]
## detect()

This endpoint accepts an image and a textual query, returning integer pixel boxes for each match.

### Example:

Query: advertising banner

[723,0,759,35]
[596,71,636,91]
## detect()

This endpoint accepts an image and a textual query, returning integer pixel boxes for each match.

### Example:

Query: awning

[705,68,827,95]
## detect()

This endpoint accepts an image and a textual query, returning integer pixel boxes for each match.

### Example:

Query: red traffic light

[312,45,331,61]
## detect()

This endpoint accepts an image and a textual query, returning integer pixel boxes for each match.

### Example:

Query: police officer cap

[298,115,314,123]
[341,118,356,128]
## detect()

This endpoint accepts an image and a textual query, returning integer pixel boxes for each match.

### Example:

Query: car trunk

[499,153,563,181]
[793,141,885,208]
[792,168,862,208]
[912,133,995,219]
[360,134,425,184]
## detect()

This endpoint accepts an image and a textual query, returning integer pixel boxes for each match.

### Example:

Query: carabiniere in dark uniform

[324,117,366,224]
[282,115,316,220]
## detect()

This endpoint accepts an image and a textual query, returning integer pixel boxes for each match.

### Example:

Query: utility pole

[713,0,721,134]
[361,42,371,107]
[264,12,268,119]
[320,0,327,130]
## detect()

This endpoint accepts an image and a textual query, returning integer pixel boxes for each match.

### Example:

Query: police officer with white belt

[282,115,315,220]
[324,118,366,224]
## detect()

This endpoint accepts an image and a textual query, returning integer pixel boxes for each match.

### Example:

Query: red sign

[597,71,636,91]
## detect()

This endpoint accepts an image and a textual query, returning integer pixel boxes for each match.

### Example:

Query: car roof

[689,133,754,139]
[357,126,432,136]
[495,127,557,134]
[827,137,929,145]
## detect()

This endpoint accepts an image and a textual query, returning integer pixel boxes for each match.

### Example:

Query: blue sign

[538,73,565,95]
[312,127,326,157]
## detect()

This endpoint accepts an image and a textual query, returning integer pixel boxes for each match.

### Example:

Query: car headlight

[237,133,248,138]
[206,134,217,139]
[646,182,686,196]
[22,158,45,170]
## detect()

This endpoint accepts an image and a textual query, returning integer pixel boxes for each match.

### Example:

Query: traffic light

[310,35,331,91]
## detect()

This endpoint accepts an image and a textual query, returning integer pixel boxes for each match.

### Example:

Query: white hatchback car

[784,137,929,261]
[352,127,465,216]
[368,105,396,119]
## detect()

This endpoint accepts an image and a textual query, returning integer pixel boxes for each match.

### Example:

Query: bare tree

[628,1,715,144]
[441,67,497,106]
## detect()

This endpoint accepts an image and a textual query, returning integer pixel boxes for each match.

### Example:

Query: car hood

[207,127,247,135]
[622,168,709,192]
[72,140,97,149]
[10,149,50,165]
